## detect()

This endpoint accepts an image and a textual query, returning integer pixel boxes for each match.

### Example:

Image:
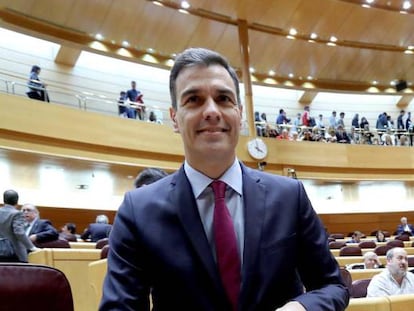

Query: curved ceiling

[1,0,414,93]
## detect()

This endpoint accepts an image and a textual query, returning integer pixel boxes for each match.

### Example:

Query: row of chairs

[330,239,409,255]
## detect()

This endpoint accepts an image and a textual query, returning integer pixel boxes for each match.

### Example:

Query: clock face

[247,138,268,160]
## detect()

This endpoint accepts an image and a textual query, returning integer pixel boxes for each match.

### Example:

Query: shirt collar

[184,159,243,199]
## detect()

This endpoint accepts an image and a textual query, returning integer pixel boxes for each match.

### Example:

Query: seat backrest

[351,278,372,298]
[386,239,405,248]
[100,244,110,259]
[359,241,377,249]
[395,234,410,241]
[0,263,74,311]
[407,256,414,267]
[95,237,109,249]
[330,233,345,239]
[339,267,352,290]
[374,245,392,256]
[339,246,363,257]
[329,241,347,249]
[35,238,71,248]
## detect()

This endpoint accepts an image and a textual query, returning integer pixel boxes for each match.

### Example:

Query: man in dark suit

[396,216,414,236]
[22,203,59,243]
[100,48,349,311]
[0,190,37,262]
[80,214,112,242]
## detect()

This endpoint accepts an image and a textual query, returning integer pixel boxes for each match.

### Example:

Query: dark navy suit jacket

[81,223,112,242]
[396,224,414,235]
[28,218,59,243]
[100,164,349,310]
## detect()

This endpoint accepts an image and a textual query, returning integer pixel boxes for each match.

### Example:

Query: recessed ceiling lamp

[288,73,294,78]
[268,70,276,76]
[372,80,378,85]
[121,41,129,47]
[249,67,255,73]
[289,28,297,36]
[310,33,318,40]
[403,1,411,10]
[181,1,190,9]
[152,1,164,6]
[366,0,374,4]
[95,33,104,40]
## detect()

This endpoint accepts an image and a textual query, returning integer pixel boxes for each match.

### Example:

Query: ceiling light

[152,1,164,6]
[249,67,255,73]
[310,33,318,40]
[289,28,297,36]
[288,73,294,78]
[403,1,411,10]
[146,48,155,53]
[404,49,414,54]
[178,9,189,14]
[408,45,414,50]
[181,1,190,9]
[121,41,129,47]
[307,76,313,80]
[268,70,275,76]
[329,36,338,42]
[327,42,336,47]
[286,35,295,40]
[366,0,374,3]
[95,33,104,40]
[372,81,378,85]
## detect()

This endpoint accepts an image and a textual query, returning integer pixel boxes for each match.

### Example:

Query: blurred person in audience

[27,65,49,102]
[347,231,363,243]
[351,113,359,128]
[376,230,387,242]
[276,128,291,140]
[134,167,168,189]
[126,80,141,119]
[397,109,405,133]
[254,111,265,137]
[301,105,311,128]
[396,217,414,236]
[364,251,383,269]
[329,111,337,128]
[359,116,370,131]
[406,112,413,146]
[23,203,59,243]
[148,111,163,124]
[100,47,349,311]
[291,112,301,133]
[399,134,410,146]
[337,112,345,129]
[291,131,299,141]
[0,190,37,262]
[367,247,414,297]
[335,125,351,144]
[117,91,129,118]
[315,114,326,133]
[59,222,77,242]
[81,214,112,242]
[276,108,291,125]
[325,126,337,143]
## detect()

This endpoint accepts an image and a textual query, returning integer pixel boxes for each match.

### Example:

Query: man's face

[387,249,408,278]
[402,218,408,225]
[131,82,136,89]
[22,205,36,222]
[170,64,242,166]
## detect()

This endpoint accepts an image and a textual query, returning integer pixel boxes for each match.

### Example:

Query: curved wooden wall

[1,93,414,233]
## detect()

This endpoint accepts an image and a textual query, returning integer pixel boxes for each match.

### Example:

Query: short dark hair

[169,47,241,109]
[65,223,76,234]
[31,65,41,73]
[134,168,168,188]
[3,189,18,205]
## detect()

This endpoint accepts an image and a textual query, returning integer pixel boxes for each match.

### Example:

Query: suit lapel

[239,165,266,308]
[171,167,224,292]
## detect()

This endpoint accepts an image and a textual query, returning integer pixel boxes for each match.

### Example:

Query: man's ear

[169,107,179,133]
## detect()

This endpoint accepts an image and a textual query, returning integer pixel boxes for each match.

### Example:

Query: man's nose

[203,98,220,118]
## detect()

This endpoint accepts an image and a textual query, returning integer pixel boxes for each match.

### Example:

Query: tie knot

[211,180,226,199]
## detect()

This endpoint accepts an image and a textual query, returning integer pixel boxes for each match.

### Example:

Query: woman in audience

[376,230,387,242]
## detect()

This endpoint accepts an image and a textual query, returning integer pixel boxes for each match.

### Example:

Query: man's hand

[276,301,306,311]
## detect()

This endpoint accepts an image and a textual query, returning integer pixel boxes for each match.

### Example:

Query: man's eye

[217,95,233,104]
[186,96,199,104]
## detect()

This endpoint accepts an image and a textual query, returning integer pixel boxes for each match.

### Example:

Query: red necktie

[211,180,241,311]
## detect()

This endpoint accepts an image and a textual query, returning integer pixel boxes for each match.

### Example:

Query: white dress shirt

[367,268,414,297]
[184,159,244,264]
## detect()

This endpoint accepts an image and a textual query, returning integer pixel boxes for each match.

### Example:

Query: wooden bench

[345,297,390,311]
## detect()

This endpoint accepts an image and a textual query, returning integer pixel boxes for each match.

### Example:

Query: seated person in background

[396,217,414,236]
[367,247,414,297]
[22,203,59,243]
[364,251,383,269]
[81,214,112,242]
[376,230,387,242]
[347,230,363,243]
[59,222,77,242]
[346,251,383,270]
[134,167,168,189]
